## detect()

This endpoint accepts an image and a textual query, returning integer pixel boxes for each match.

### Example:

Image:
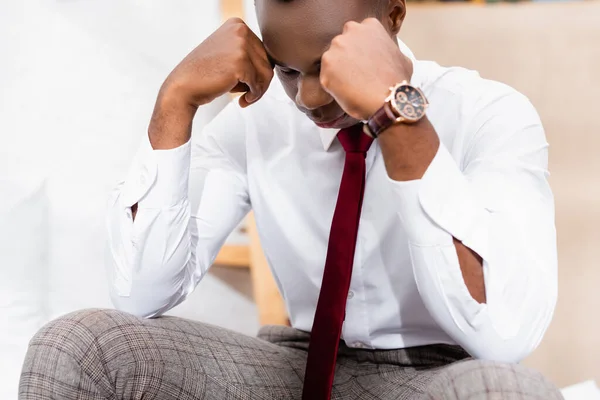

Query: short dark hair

[267,0,388,13]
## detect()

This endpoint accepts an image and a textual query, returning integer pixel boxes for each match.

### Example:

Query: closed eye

[277,66,299,77]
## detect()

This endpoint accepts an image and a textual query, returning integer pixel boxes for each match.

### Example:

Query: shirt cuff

[121,136,191,209]
[389,144,490,259]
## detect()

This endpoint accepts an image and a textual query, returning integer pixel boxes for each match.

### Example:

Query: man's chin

[314,114,360,130]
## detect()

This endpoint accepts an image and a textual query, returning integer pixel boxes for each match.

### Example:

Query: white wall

[0,0,257,331]
[244,0,260,32]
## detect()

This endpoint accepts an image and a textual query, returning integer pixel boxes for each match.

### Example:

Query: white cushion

[561,381,600,400]
[0,175,49,400]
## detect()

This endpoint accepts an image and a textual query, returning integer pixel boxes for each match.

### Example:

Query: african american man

[20,0,561,399]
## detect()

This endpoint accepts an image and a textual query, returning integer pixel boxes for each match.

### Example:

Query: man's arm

[107,103,251,318]
[319,18,557,362]
[127,18,273,221]
[378,118,486,304]
[107,18,274,317]
[379,94,557,362]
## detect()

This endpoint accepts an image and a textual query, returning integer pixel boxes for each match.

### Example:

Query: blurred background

[1,0,598,399]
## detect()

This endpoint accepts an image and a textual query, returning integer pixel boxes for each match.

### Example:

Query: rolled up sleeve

[106,101,251,318]
[121,137,192,209]
[389,91,557,362]
[107,136,191,299]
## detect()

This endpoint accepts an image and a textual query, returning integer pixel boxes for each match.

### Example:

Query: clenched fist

[150,18,274,149]
[319,18,412,121]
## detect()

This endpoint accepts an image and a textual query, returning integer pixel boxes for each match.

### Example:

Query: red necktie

[302,124,373,400]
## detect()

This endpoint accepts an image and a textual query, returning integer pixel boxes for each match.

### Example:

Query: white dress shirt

[107,42,557,363]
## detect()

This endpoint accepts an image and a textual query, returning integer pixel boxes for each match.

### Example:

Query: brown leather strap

[364,102,397,138]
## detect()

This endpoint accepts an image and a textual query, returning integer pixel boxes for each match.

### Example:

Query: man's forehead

[256,0,375,28]
[256,0,386,70]
[257,0,373,42]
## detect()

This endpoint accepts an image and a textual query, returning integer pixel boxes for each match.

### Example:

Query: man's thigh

[422,359,563,400]
[331,361,432,400]
[328,347,562,400]
[20,309,306,400]
[330,344,470,400]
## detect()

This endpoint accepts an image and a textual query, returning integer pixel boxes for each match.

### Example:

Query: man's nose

[295,74,334,111]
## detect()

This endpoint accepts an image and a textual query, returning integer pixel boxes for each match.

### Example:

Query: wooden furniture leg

[247,213,289,326]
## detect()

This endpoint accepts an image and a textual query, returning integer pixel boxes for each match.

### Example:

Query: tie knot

[337,124,373,153]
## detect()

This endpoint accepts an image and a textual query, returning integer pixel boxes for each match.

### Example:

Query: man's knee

[20,309,137,399]
[26,308,136,359]
[424,359,563,400]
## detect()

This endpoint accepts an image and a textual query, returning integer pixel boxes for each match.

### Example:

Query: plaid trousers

[19,309,563,400]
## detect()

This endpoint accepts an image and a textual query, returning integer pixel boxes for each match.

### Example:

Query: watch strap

[364,102,398,138]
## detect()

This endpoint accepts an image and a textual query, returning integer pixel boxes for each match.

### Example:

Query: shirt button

[347,291,354,300]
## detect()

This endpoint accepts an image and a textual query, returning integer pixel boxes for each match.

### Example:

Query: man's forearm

[148,88,198,150]
[378,118,486,304]
[377,116,438,182]
[130,88,197,221]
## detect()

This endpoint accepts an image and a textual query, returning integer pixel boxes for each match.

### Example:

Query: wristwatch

[363,81,428,138]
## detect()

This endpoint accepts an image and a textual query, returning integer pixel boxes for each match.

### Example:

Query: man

[20,0,562,398]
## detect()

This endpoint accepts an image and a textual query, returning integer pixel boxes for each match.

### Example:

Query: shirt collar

[318,39,422,151]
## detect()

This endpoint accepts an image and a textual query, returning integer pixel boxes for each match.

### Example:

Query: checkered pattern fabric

[19,309,563,399]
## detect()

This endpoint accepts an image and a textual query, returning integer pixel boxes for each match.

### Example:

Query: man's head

[256,0,406,129]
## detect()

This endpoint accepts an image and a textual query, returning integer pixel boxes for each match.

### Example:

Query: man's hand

[319,18,412,121]
[149,18,274,149]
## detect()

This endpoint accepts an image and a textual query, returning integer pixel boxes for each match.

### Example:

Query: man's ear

[386,1,406,36]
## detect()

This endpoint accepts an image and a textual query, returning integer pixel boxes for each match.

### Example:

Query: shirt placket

[341,145,377,349]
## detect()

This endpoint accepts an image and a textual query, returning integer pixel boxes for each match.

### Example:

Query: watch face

[392,84,427,122]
